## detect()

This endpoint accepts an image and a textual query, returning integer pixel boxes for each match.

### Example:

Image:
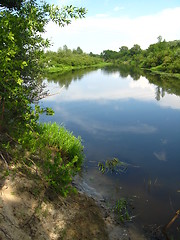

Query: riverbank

[0,161,148,240]
[45,62,112,74]
[142,67,180,80]
[0,172,108,240]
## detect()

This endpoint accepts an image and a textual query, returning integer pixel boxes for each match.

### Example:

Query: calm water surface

[41,67,180,237]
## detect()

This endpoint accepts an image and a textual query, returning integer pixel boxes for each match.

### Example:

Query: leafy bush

[42,46,104,73]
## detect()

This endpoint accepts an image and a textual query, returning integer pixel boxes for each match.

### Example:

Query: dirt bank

[0,162,147,240]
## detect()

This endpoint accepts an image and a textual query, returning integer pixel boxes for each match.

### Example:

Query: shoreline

[73,176,168,240]
[0,164,146,240]
[0,160,166,240]
[73,176,148,240]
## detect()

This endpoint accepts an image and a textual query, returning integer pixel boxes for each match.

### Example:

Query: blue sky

[55,0,180,17]
[45,0,180,53]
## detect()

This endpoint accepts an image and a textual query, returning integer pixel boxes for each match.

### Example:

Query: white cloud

[52,105,157,135]
[44,7,180,53]
[159,94,180,110]
[129,77,155,90]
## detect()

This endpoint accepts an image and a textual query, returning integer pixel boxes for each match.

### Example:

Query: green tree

[0,0,86,131]
[101,50,119,61]
[76,46,83,54]
[129,44,142,56]
[157,35,163,43]
[0,0,86,195]
[119,46,129,61]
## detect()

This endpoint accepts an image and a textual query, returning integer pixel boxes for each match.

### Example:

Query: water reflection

[41,66,180,238]
[101,65,142,80]
[153,151,167,161]
[44,67,180,110]
[45,67,98,89]
[45,65,180,102]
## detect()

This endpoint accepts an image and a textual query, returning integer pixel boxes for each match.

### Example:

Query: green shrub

[18,122,84,196]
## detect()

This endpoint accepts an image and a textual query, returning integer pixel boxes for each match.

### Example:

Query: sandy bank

[0,163,147,240]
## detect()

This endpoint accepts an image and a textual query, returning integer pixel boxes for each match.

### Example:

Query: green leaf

[21,61,28,69]
[17,78,23,85]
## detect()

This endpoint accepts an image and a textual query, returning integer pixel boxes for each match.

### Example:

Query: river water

[41,66,180,238]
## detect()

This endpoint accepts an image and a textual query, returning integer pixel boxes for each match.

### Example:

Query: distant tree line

[100,37,180,74]
[42,45,105,73]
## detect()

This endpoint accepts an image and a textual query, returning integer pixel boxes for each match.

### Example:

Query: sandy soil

[0,161,147,240]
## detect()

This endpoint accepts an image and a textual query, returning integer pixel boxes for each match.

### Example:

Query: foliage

[98,158,127,174]
[0,0,23,10]
[0,0,86,195]
[0,0,86,132]
[101,38,180,74]
[4,122,84,196]
[42,45,105,74]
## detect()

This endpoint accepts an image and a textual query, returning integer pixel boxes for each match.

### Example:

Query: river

[41,66,180,238]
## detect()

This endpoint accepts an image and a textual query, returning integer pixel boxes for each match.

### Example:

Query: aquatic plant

[113,198,131,223]
[98,158,127,174]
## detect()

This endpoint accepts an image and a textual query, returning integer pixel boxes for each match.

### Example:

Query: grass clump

[2,122,84,197]
[113,198,131,223]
